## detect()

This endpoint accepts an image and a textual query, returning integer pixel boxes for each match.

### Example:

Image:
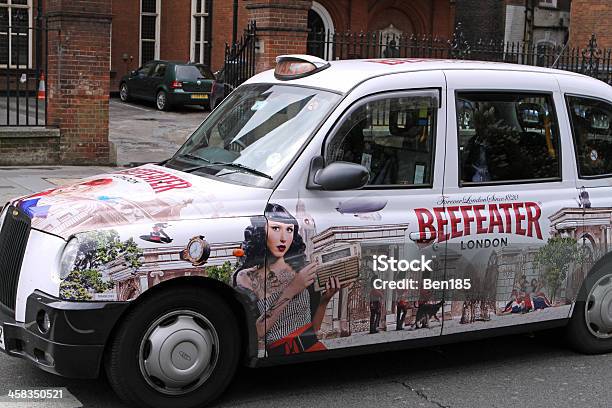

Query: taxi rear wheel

[104,287,240,408]
[566,267,612,354]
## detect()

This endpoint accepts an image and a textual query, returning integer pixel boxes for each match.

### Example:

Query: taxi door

[440,69,579,337]
[268,71,448,356]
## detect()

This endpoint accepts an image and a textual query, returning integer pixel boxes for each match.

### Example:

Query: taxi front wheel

[566,267,612,354]
[104,287,240,408]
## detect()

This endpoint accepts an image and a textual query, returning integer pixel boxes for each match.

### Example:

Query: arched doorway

[307,1,334,60]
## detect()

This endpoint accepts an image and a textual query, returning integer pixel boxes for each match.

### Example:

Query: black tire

[119,82,131,102]
[566,264,612,354]
[156,90,171,111]
[105,287,240,408]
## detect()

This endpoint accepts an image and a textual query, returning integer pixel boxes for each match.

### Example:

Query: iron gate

[0,1,47,126]
[222,21,256,94]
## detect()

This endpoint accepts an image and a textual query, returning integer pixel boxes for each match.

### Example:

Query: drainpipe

[232,0,238,44]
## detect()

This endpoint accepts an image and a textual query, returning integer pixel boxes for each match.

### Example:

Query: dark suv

[119,60,225,111]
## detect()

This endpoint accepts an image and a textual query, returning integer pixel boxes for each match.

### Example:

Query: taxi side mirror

[307,156,370,190]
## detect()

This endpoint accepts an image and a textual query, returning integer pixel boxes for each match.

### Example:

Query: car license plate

[0,325,5,351]
[191,94,208,100]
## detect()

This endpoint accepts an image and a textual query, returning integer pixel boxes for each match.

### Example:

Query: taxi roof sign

[274,55,330,80]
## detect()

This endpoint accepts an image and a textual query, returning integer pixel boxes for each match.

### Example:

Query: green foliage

[534,237,586,302]
[205,261,234,284]
[76,230,143,271]
[60,230,144,300]
[60,269,116,301]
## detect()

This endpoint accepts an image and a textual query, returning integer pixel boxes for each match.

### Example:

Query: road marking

[111,101,151,112]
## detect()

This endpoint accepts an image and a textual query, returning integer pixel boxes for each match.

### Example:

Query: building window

[0,0,32,68]
[140,0,160,65]
[539,0,557,8]
[191,0,212,66]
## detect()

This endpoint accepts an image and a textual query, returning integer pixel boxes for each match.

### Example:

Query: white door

[267,77,448,356]
[440,69,579,336]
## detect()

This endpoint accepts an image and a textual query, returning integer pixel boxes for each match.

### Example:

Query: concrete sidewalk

[0,166,117,205]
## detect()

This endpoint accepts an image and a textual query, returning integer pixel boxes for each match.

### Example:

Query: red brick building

[2,0,610,166]
[569,0,612,49]
[108,0,456,91]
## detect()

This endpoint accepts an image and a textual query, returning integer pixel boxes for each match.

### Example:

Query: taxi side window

[566,96,612,178]
[326,93,437,187]
[457,92,561,185]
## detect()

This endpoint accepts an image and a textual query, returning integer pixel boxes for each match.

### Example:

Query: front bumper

[0,291,129,379]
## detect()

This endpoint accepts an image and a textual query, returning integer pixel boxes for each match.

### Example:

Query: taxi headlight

[58,238,80,280]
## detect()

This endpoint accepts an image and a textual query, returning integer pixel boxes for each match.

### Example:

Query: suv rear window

[457,92,561,185]
[567,95,612,178]
[176,65,214,81]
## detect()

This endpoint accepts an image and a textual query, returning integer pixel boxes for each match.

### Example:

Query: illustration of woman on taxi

[233,203,341,356]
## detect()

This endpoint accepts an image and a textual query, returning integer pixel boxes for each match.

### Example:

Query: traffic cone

[37,73,46,100]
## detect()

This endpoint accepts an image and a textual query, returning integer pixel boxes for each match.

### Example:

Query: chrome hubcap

[157,93,166,109]
[139,310,219,395]
[585,274,612,338]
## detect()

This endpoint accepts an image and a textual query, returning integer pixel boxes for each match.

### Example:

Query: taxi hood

[11,164,271,240]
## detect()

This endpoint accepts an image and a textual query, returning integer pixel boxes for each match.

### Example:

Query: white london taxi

[1,55,612,408]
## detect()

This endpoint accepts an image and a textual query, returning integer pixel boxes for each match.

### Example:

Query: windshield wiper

[214,162,273,180]
[177,153,212,163]
[177,154,272,180]
[175,153,214,173]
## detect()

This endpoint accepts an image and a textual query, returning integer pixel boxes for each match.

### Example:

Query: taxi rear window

[566,95,612,178]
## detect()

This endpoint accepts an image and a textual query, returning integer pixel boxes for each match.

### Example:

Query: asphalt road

[109,98,209,166]
[0,330,610,408]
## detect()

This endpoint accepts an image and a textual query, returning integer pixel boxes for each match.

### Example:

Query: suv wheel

[566,265,612,354]
[105,287,240,408]
[120,83,130,102]
[156,91,170,111]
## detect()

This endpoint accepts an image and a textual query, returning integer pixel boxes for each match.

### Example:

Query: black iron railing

[0,23,47,127]
[306,24,612,85]
[222,21,257,94]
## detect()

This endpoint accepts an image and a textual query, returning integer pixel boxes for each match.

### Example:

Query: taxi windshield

[167,84,340,187]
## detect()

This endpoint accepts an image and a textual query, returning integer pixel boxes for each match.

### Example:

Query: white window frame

[190,0,210,64]
[539,0,558,8]
[310,1,335,61]
[0,0,33,69]
[139,0,161,66]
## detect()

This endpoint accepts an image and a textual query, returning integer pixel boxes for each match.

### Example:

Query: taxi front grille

[0,206,31,315]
